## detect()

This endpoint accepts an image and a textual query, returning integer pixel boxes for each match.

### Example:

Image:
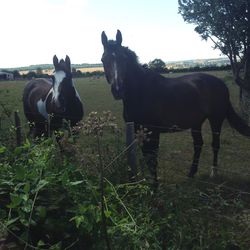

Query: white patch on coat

[53,71,66,101]
[37,89,52,119]
[114,61,118,83]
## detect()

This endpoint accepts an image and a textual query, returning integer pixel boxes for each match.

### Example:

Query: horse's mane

[122,45,163,77]
[122,46,148,73]
[107,40,158,76]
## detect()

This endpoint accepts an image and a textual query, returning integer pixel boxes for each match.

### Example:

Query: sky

[0,0,223,68]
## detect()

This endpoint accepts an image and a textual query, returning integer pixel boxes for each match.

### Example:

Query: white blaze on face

[112,52,119,91]
[53,70,66,102]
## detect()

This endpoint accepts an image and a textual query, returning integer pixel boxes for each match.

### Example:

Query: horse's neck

[125,64,145,93]
[122,65,146,122]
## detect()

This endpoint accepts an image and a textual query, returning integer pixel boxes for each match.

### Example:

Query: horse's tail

[227,101,250,137]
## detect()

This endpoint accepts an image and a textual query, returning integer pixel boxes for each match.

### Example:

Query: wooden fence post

[126,122,137,181]
[14,111,21,146]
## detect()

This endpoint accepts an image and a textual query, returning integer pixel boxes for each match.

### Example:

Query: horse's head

[51,55,74,113]
[101,30,128,100]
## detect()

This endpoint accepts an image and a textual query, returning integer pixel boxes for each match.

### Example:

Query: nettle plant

[1,110,248,249]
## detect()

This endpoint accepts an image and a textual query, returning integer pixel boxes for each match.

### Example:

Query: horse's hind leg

[208,118,223,177]
[188,124,203,177]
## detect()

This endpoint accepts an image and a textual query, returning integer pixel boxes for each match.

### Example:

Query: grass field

[0,71,249,181]
[1,71,250,249]
[19,67,104,75]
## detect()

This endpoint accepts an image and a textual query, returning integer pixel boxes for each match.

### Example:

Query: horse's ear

[116,30,122,46]
[53,55,59,69]
[101,31,108,47]
[65,55,71,71]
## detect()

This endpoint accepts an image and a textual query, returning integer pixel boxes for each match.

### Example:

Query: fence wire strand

[1,115,250,249]
[1,111,250,194]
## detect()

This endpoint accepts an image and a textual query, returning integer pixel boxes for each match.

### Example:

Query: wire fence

[1,110,250,250]
[1,109,250,194]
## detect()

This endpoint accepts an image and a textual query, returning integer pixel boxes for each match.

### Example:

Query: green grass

[0,71,250,248]
[0,71,249,182]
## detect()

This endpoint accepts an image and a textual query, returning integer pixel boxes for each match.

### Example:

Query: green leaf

[0,146,6,154]
[21,199,32,213]
[48,241,62,250]
[23,182,30,194]
[35,179,49,192]
[71,215,85,228]
[8,193,22,208]
[20,193,29,202]
[37,240,46,247]
[69,180,83,186]
[6,217,20,226]
[104,210,112,218]
[15,166,26,180]
[36,206,47,219]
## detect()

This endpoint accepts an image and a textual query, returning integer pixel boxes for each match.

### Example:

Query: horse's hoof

[188,166,197,178]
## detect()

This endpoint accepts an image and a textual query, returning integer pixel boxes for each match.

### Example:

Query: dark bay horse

[23,55,84,137]
[101,30,250,186]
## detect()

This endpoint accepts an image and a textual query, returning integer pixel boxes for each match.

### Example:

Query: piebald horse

[23,55,84,137]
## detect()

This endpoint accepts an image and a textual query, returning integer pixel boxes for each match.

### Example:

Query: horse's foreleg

[141,131,160,189]
[189,127,203,177]
[34,122,46,138]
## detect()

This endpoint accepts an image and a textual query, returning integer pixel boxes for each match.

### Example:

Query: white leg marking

[210,166,218,178]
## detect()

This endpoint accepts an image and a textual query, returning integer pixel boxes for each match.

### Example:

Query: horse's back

[23,78,52,121]
[144,72,230,129]
[24,78,52,95]
[177,73,229,110]
[173,73,230,121]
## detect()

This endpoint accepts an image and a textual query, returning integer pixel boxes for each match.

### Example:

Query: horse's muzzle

[53,99,65,114]
[111,84,124,100]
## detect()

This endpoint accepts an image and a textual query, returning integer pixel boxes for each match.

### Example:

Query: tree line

[1,68,105,80]
[1,62,231,81]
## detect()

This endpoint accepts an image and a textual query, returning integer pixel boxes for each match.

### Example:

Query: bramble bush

[0,111,250,249]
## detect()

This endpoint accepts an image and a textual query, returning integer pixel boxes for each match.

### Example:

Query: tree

[26,71,37,79]
[148,58,167,73]
[36,67,43,76]
[12,70,20,79]
[179,0,250,122]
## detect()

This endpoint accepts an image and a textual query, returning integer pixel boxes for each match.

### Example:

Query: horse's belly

[157,109,205,131]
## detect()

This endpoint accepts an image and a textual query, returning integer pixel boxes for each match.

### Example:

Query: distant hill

[1,63,103,72]
[165,58,230,69]
[1,58,230,72]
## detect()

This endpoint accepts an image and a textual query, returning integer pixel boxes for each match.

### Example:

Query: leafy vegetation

[148,59,168,73]
[0,72,250,249]
[179,0,250,122]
